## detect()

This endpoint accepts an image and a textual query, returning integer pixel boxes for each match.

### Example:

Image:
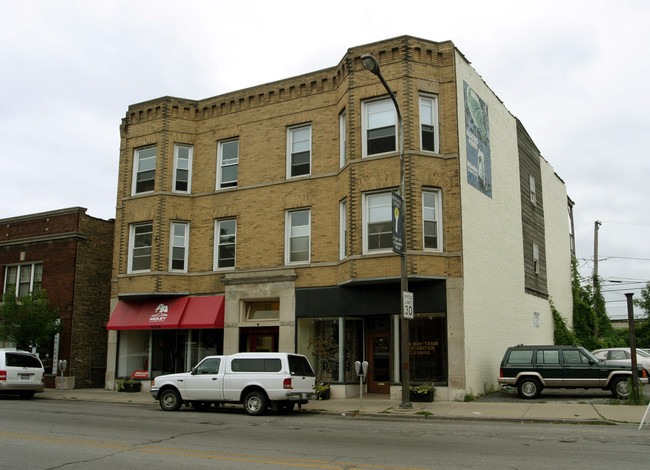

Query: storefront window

[117,330,149,377]
[297,318,363,383]
[119,329,222,379]
[409,314,447,384]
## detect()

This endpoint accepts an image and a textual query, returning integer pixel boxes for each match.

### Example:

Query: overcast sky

[1,0,648,319]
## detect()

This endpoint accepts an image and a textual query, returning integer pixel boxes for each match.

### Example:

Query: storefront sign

[149,303,169,323]
[131,370,149,378]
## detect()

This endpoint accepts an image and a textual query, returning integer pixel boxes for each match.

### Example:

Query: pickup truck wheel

[244,391,269,416]
[610,376,630,399]
[517,377,542,399]
[277,401,295,414]
[159,388,182,411]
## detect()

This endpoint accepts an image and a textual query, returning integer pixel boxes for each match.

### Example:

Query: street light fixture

[361,54,412,409]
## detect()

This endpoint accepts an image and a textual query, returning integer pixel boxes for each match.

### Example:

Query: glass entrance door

[367,332,391,394]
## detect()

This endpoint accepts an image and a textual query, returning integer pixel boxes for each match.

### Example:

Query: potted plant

[409,383,435,402]
[116,378,141,393]
[316,382,330,400]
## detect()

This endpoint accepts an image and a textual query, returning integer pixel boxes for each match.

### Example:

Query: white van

[0,349,45,399]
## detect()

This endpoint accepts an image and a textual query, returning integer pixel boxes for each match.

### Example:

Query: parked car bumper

[285,391,317,401]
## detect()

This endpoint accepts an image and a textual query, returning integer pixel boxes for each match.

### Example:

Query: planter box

[409,390,434,402]
[317,389,330,400]
[119,382,142,393]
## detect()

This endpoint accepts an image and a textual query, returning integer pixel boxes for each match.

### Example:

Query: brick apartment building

[0,207,114,388]
[105,36,574,400]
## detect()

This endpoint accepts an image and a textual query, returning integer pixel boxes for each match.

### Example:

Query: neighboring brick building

[106,36,574,400]
[0,207,114,388]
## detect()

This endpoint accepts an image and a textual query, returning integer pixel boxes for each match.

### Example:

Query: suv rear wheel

[610,376,630,399]
[517,377,542,399]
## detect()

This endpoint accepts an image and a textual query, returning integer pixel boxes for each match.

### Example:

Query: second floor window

[340,199,347,259]
[169,222,189,272]
[218,139,239,188]
[364,192,392,252]
[215,218,236,269]
[423,190,442,251]
[286,209,311,263]
[133,146,156,194]
[3,263,42,297]
[173,144,192,193]
[129,222,153,273]
[529,175,537,206]
[287,125,311,178]
[364,98,396,156]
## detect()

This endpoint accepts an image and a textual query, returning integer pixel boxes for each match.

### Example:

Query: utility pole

[593,220,602,336]
[625,293,640,403]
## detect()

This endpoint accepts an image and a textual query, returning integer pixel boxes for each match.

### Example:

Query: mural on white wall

[464,82,492,198]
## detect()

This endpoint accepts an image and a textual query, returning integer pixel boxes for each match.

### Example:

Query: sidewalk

[39,388,650,426]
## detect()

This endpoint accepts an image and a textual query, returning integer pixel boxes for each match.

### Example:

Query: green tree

[0,287,61,350]
[633,282,650,348]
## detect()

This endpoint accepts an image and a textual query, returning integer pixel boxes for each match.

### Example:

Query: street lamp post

[361,54,412,409]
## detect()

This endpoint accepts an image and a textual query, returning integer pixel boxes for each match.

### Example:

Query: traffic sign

[403,291,414,319]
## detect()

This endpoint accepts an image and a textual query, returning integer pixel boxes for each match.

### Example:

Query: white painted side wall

[540,160,573,327]
[454,52,554,398]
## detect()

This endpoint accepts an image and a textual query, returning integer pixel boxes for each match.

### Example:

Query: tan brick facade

[107,36,572,400]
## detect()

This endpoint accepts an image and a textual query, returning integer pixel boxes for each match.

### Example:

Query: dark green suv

[498,345,649,399]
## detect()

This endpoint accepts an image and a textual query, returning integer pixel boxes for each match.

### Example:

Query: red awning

[178,296,225,329]
[106,296,224,330]
[106,297,189,330]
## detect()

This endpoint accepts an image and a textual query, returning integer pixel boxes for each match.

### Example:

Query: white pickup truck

[150,352,317,415]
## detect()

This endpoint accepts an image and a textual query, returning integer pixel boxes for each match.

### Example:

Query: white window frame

[128,222,153,273]
[533,243,540,274]
[214,218,237,270]
[529,175,537,206]
[217,138,239,189]
[362,97,397,158]
[132,146,156,195]
[286,124,312,178]
[339,110,347,167]
[363,191,394,254]
[169,221,189,272]
[285,208,311,264]
[423,189,443,251]
[419,93,439,153]
[3,263,43,297]
[172,144,193,193]
[339,199,347,260]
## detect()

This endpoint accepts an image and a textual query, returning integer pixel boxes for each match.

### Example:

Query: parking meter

[355,361,369,408]
[58,360,67,394]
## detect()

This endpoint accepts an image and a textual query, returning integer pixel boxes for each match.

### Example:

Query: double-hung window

[339,199,347,259]
[419,94,439,153]
[3,263,42,297]
[533,243,540,274]
[339,110,346,167]
[529,175,537,206]
[129,222,153,273]
[423,189,442,251]
[133,146,156,194]
[169,222,189,272]
[364,192,392,252]
[287,125,311,178]
[286,209,311,264]
[173,144,192,193]
[214,218,236,269]
[218,139,239,188]
[363,98,396,157]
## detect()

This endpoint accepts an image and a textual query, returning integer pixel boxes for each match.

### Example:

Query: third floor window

[218,139,239,189]
[287,125,311,178]
[133,146,156,194]
[173,144,192,193]
[363,98,396,157]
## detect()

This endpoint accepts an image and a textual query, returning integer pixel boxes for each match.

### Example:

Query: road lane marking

[0,430,430,470]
